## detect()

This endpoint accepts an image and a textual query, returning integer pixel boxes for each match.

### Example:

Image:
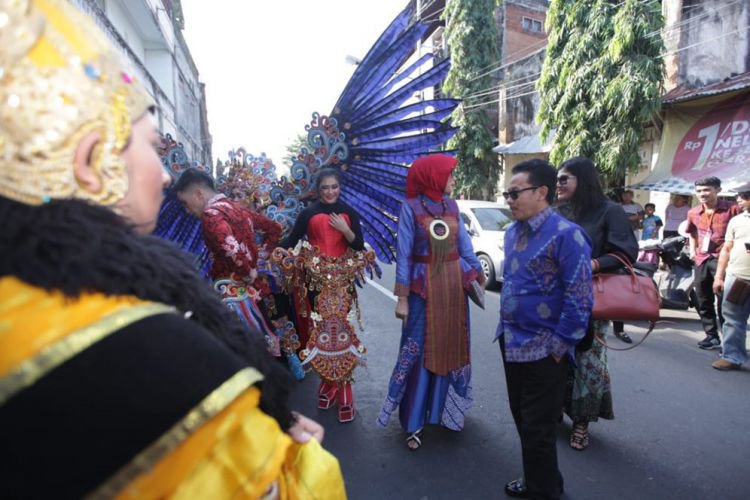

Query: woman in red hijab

[377,154,486,450]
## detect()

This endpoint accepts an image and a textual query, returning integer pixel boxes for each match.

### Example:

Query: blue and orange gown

[378,196,485,433]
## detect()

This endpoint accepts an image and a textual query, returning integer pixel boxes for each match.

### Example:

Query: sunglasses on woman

[501,186,538,201]
[556,174,575,185]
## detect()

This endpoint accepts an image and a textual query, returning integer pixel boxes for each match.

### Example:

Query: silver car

[456,200,513,287]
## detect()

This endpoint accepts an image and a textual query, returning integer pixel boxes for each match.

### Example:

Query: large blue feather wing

[284,5,459,263]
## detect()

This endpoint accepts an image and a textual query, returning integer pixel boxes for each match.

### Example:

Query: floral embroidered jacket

[201,193,280,283]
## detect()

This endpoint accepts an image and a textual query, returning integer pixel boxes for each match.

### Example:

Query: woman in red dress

[277,168,373,423]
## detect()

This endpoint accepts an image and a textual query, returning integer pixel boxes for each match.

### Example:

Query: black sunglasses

[556,174,575,185]
[501,186,539,201]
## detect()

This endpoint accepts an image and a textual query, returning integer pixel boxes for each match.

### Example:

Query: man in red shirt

[685,177,741,349]
[175,169,282,356]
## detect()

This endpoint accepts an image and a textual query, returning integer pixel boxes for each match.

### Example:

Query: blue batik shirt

[496,207,593,363]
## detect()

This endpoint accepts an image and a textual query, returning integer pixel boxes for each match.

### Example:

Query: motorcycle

[635,235,697,311]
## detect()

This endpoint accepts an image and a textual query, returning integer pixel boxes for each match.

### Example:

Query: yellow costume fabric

[0,277,346,499]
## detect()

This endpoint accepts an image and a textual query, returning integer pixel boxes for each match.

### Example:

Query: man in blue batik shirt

[497,160,593,500]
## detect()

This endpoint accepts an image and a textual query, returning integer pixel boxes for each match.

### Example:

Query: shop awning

[632,87,750,194]
[493,130,554,154]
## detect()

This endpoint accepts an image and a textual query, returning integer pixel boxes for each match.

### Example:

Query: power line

[463,78,537,102]
[461,23,750,111]
[421,7,446,24]
[457,0,744,101]
[466,0,739,84]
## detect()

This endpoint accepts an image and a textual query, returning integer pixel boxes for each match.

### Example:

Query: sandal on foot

[406,429,423,451]
[570,424,590,451]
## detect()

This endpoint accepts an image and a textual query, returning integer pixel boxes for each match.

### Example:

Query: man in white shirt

[711,186,750,370]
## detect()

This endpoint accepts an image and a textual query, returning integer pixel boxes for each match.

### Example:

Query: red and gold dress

[275,201,376,422]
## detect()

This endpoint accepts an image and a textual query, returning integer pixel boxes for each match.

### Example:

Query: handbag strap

[594,252,642,293]
[603,251,634,272]
[595,321,656,351]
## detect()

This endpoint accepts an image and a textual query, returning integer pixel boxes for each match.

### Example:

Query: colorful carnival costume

[378,155,485,441]
[0,1,344,497]
[202,192,282,356]
[276,199,376,422]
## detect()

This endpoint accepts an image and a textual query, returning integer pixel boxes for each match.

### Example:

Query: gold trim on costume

[86,367,264,500]
[0,303,175,405]
[0,0,154,206]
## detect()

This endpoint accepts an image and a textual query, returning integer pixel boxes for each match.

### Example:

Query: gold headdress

[0,0,154,205]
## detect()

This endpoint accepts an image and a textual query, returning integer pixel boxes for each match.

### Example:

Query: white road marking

[366,278,397,302]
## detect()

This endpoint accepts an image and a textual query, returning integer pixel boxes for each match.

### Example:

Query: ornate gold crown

[0,0,154,206]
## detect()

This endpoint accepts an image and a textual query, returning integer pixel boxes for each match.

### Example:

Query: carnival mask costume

[0,1,344,497]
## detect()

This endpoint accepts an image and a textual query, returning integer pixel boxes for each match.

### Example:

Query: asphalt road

[289,264,749,500]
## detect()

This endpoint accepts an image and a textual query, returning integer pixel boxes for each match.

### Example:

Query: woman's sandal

[570,424,590,451]
[406,428,423,451]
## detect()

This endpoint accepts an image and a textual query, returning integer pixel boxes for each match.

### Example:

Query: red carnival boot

[318,381,338,410]
[337,382,356,423]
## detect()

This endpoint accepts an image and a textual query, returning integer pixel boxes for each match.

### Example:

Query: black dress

[557,201,638,422]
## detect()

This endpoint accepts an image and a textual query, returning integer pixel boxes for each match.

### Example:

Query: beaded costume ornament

[0,0,153,206]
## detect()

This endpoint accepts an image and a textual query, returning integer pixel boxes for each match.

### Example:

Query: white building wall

[145,49,175,103]
[104,0,146,62]
[69,0,211,164]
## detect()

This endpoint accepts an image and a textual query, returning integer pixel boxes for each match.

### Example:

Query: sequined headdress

[0,0,154,205]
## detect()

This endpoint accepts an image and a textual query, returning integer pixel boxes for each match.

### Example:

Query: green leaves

[442,0,501,199]
[537,0,664,182]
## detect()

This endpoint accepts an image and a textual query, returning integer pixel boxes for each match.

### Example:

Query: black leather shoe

[504,478,528,498]
[504,477,564,498]
[615,331,633,344]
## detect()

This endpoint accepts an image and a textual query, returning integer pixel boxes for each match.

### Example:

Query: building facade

[494,0,750,208]
[70,0,212,166]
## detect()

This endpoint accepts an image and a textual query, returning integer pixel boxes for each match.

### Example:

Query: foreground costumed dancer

[276,169,375,423]
[377,155,485,450]
[0,1,344,497]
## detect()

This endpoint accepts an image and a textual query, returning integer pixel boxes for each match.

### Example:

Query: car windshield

[471,207,512,231]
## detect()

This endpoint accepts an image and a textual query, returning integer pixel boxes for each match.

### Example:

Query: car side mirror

[468,227,478,237]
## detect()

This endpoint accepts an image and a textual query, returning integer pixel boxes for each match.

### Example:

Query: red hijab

[405,154,457,202]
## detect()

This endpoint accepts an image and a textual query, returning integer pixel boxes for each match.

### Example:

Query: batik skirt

[377,294,472,433]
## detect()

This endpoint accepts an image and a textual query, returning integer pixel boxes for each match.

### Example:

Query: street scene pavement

[290,264,749,500]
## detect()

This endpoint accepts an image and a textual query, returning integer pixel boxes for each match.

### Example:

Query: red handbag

[592,253,660,323]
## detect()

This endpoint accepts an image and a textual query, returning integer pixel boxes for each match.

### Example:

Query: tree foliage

[537,0,665,183]
[283,133,308,170]
[442,0,501,199]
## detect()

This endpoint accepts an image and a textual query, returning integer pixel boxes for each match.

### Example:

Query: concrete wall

[664,0,750,90]
[72,0,212,165]
[498,48,545,144]
[105,0,146,62]
[144,49,174,102]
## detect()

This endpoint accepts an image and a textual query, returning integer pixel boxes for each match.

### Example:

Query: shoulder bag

[592,253,660,350]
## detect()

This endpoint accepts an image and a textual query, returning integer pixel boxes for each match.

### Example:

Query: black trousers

[694,258,724,336]
[502,344,567,500]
